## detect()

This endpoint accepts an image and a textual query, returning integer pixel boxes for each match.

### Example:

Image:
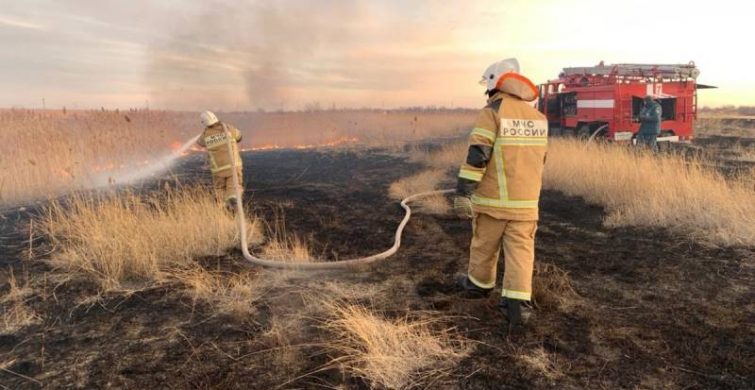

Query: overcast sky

[0,0,750,110]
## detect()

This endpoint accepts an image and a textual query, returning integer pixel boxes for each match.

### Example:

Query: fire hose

[222,125,454,270]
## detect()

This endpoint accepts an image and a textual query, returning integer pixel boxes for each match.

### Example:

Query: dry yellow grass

[262,235,316,263]
[1,272,39,334]
[1,108,474,207]
[260,211,317,262]
[532,263,580,310]
[696,115,755,137]
[517,347,564,380]
[224,109,474,150]
[38,185,263,290]
[408,142,468,170]
[324,303,468,389]
[544,139,755,246]
[0,109,196,207]
[175,268,264,317]
[389,169,450,215]
[389,169,447,200]
[409,137,754,246]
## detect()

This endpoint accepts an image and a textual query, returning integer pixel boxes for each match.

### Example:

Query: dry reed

[323,303,468,389]
[0,109,195,206]
[410,137,754,246]
[259,210,317,262]
[543,139,755,246]
[37,186,263,290]
[1,108,474,207]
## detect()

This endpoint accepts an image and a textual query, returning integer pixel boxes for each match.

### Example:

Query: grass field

[404,136,755,246]
[0,108,475,207]
[1,109,753,388]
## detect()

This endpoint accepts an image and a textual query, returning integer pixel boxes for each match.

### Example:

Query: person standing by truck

[452,58,548,329]
[637,95,662,152]
[196,111,244,210]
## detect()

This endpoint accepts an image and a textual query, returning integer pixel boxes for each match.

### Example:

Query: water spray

[222,124,452,270]
[90,134,200,188]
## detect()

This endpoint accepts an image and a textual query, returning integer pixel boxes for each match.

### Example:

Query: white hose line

[222,124,454,270]
[586,124,609,144]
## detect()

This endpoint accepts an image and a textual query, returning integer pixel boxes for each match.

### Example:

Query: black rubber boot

[455,275,493,298]
[499,298,533,326]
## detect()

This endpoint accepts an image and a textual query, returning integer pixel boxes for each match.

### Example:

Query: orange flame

[240,136,360,152]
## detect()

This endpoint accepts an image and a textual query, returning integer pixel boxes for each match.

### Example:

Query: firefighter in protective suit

[196,111,244,209]
[453,58,548,327]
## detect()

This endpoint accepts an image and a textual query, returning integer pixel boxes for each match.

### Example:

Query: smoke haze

[146,1,455,110]
[0,0,748,109]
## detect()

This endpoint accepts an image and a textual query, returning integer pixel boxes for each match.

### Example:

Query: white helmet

[479,58,520,92]
[200,111,219,127]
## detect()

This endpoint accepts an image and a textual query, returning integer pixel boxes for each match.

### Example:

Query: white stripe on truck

[577,99,615,109]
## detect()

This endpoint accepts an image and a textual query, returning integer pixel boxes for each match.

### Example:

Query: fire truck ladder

[560,62,700,80]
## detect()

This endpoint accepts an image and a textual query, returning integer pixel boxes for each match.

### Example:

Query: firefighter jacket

[197,122,243,177]
[457,90,548,221]
[638,101,662,135]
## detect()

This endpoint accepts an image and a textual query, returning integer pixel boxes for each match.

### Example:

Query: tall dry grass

[696,115,755,137]
[0,109,196,206]
[1,108,474,207]
[406,138,754,246]
[223,109,474,150]
[408,142,468,170]
[38,186,263,290]
[323,303,469,389]
[259,211,317,262]
[543,139,755,246]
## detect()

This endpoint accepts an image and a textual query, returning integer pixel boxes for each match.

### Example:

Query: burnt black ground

[1,148,753,389]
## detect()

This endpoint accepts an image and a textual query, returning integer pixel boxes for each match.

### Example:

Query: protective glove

[453,196,473,220]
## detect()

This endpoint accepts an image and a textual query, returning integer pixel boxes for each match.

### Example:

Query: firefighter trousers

[636,133,658,153]
[467,212,538,301]
[212,169,243,202]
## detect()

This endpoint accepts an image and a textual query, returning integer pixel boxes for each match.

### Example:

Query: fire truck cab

[538,61,713,143]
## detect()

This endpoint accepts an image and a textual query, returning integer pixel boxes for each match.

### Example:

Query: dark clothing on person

[637,98,662,151]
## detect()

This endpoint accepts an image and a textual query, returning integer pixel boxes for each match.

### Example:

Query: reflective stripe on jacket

[197,122,243,177]
[458,92,548,221]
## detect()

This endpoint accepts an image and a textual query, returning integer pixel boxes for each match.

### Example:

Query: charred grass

[0,147,752,388]
[0,270,39,334]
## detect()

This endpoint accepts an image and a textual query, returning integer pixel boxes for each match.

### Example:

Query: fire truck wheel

[577,125,592,140]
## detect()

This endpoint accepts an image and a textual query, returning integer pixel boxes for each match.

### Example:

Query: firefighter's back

[201,122,242,178]
[472,93,548,221]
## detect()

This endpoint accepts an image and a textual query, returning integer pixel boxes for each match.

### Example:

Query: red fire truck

[538,61,714,142]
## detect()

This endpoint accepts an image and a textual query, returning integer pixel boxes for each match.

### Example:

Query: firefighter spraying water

[215,58,549,332]
[90,134,200,188]
[196,111,244,210]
